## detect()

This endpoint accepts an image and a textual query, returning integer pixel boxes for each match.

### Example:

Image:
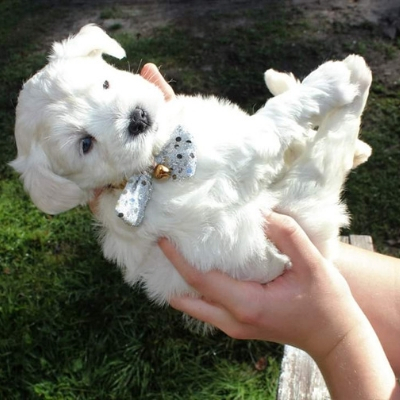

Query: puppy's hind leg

[274,55,372,258]
[264,63,372,168]
[281,55,371,186]
[309,55,372,180]
[255,59,360,150]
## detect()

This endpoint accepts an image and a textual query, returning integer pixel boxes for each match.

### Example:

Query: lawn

[1,1,399,399]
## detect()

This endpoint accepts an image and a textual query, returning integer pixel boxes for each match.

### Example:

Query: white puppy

[11,25,372,311]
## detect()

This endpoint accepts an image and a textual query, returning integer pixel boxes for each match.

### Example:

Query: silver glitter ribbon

[115,125,196,226]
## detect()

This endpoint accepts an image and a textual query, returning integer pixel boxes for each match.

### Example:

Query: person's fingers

[265,212,325,273]
[158,238,262,314]
[140,63,175,101]
[88,188,103,214]
[170,296,230,327]
[170,295,258,340]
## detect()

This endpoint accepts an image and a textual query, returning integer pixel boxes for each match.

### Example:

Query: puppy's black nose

[128,107,149,136]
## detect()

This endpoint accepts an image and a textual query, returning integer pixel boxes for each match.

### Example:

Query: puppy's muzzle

[128,107,150,136]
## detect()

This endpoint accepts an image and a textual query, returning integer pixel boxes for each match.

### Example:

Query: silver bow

[115,125,197,226]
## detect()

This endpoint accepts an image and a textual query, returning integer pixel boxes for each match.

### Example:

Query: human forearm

[334,243,400,376]
[312,302,400,399]
[163,214,400,398]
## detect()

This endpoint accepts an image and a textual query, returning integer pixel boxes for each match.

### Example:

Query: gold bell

[153,164,171,180]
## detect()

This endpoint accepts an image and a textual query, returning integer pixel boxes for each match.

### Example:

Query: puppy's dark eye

[103,80,110,89]
[81,136,93,154]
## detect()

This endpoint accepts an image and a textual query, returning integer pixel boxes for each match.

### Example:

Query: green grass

[0,181,281,399]
[1,1,400,398]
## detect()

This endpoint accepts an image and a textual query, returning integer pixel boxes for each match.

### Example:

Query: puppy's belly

[133,239,289,305]
[98,190,288,304]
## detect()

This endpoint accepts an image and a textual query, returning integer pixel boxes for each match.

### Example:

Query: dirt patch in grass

[38,0,400,87]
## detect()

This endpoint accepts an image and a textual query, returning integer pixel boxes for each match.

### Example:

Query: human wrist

[311,309,371,366]
[291,266,366,361]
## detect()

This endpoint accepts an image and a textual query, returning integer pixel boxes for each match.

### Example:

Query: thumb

[265,212,326,273]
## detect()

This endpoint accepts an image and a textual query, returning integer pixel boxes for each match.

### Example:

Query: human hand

[88,63,175,214]
[159,212,366,360]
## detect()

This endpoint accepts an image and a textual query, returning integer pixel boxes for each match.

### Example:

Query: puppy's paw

[353,139,372,168]
[343,55,372,117]
[264,69,299,96]
[343,54,372,93]
[303,60,358,110]
[263,251,291,283]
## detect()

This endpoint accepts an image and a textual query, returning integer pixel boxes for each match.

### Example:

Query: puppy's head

[10,24,165,215]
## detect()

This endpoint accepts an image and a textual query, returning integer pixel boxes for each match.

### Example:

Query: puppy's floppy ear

[51,23,126,60]
[10,149,86,215]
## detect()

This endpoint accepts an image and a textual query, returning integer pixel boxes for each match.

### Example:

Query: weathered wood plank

[349,234,374,251]
[277,235,374,399]
[277,346,330,400]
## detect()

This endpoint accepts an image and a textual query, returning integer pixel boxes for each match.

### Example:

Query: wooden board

[277,345,331,400]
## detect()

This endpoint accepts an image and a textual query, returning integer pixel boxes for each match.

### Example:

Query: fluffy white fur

[11,25,372,310]
[264,68,372,167]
